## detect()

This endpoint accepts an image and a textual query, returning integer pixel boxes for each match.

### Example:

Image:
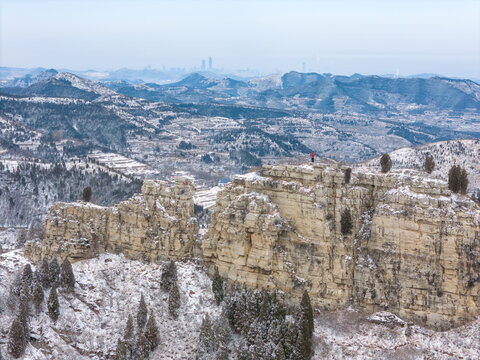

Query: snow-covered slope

[52,72,117,97]
[359,139,480,191]
[0,251,220,359]
[1,249,479,359]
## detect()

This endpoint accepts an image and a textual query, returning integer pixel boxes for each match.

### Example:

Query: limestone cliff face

[37,164,480,329]
[203,164,480,329]
[37,178,197,262]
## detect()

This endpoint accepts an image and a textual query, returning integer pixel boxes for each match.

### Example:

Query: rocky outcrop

[203,164,480,329]
[37,164,480,329]
[36,177,197,262]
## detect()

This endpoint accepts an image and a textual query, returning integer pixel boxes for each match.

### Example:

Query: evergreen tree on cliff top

[380,153,392,173]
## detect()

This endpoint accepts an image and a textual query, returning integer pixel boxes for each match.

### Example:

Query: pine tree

[197,314,215,359]
[448,165,469,195]
[282,321,298,359]
[47,284,60,322]
[22,264,33,290]
[137,294,148,329]
[8,317,26,358]
[39,257,51,288]
[213,316,232,351]
[215,344,229,360]
[424,155,435,174]
[60,258,75,292]
[252,333,265,359]
[344,168,352,184]
[135,331,150,360]
[82,186,92,202]
[32,281,44,314]
[161,261,177,291]
[48,257,60,287]
[274,343,286,360]
[145,312,159,351]
[380,153,392,173]
[297,291,314,360]
[124,314,134,342]
[123,314,135,358]
[340,209,353,235]
[18,292,30,341]
[212,266,224,306]
[168,280,180,319]
[115,338,128,360]
[460,168,468,195]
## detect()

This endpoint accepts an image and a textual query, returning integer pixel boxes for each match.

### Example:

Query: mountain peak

[53,72,116,96]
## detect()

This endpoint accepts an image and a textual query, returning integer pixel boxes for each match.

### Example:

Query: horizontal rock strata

[203,164,480,329]
[37,177,197,262]
[37,164,480,329]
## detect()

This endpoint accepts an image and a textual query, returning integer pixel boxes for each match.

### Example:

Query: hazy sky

[1,0,479,77]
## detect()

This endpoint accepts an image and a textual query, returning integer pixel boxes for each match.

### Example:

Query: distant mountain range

[102,71,480,115]
[0,70,479,178]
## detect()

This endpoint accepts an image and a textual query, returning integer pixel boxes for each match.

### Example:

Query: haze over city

[1,0,479,78]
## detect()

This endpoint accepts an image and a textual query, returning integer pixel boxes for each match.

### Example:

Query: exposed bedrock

[203,164,480,330]
[36,164,480,329]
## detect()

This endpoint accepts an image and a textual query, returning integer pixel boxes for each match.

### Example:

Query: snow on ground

[358,139,480,192]
[0,251,220,359]
[1,249,480,359]
[313,308,480,359]
[194,187,221,209]
[0,228,23,252]
[87,152,158,178]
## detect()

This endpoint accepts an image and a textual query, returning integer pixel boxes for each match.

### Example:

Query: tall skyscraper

[208,56,212,70]
[201,59,206,71]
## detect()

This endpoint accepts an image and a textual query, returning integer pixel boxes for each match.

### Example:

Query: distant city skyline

[1,0,479,78]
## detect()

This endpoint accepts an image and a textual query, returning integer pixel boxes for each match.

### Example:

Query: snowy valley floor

[0,249,479,359]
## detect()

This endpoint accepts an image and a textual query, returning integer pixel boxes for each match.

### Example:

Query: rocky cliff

[34,177,197,262]
[37,164,480,329]
[203,164,480,330]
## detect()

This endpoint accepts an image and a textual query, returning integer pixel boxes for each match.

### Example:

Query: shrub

[424,155,435,174]
[380,154,392,173]
[340,209,353,235]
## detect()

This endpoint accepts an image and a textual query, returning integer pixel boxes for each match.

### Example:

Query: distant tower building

[209,56,212,70]
[302,62,306,73]
[201,59,206,71]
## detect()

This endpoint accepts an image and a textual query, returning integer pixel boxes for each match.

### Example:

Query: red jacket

[311,152,315,158]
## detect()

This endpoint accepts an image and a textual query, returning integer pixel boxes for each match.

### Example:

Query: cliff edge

[36,164,480,330]
[204,163,480,330]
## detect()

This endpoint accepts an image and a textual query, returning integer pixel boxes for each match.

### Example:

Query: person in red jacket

[311,152,315,163]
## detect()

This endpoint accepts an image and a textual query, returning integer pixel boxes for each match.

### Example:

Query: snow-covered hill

[359,139,480,191]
